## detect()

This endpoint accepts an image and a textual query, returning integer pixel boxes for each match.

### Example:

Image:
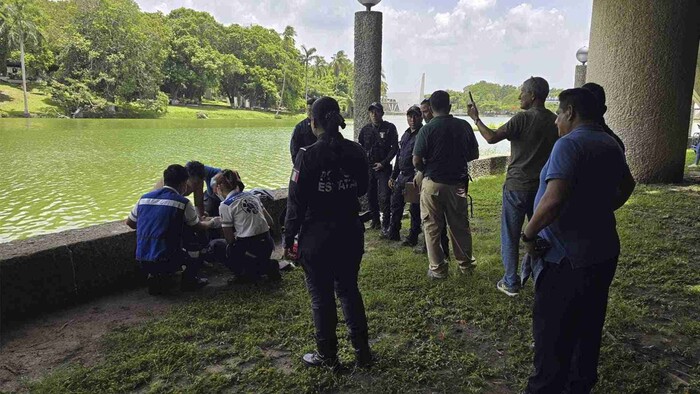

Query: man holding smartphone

[467,76,558,296]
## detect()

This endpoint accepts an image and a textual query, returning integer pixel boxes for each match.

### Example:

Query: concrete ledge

[0,195,286,323]
[470,155,509,179]
[0,155,507,323]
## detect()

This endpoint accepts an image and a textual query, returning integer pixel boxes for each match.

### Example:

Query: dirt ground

[0,268,240,393]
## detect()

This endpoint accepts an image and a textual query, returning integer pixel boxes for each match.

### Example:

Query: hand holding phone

[467,91,479,121]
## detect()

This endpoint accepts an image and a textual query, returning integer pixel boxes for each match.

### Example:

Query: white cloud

[134,0,590,93]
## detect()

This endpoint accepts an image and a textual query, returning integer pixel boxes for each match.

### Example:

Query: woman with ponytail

[210,169,280,282]
[284,96,374,368]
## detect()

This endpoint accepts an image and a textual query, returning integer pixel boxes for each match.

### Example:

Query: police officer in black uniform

[358,102,398,234]
[290,98,318,163]
[386,105,423,244]
[285,96,373,368]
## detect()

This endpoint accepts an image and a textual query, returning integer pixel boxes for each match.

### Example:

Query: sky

[133,0,593,93]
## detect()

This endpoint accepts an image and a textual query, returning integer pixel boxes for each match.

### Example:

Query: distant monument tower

[419,73,425,102]
[353,0,383,140]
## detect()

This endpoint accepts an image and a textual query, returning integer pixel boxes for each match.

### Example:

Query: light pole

[353,0,382,140]
[574,46,588,87]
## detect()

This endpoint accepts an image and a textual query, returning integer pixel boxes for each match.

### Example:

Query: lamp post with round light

[574,46,588,87]
[353,0,383,140]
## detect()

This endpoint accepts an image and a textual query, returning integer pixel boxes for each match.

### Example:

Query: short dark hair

[306,97,317,106]
[558,88,601,121]
[185,161,205,179]
[163,164,189,188]
[429,90,450,113]
[522,76,550,101]
[581,82,607,116]
[420,98,430,106]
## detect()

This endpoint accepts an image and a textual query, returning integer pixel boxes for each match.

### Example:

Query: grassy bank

[22,155,700,393]
[0,83,302,121]
[0,82,61,117]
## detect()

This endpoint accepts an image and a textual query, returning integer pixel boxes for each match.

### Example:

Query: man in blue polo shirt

[127,164,220,295]
[521,88,636,393]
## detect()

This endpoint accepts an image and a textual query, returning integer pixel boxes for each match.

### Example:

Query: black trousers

[527,257,618,394]
[368,167,392,228]
[139,249,201,280]
[389,172,421,241]
[204,193,221,217]
[205,232,277,279]
[300,227,368,357]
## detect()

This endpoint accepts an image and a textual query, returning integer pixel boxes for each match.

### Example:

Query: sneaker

[181,276,209,291]
[427,269,448,280]
[354,349,377,369]
[302,352,339,368]
[496,279,519,297]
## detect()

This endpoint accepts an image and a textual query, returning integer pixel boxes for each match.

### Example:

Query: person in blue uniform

[284,96,374,368]
[126,164,219,295]
[385,105,423,244]
[290,98,318,163]
[358,102,399,233]
[204,169,280,283]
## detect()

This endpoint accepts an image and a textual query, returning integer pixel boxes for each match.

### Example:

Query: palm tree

[301,45,318,100]
[330,51,351,93]
[0,0,40,118]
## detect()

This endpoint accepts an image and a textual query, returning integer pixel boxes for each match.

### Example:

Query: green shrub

[116,92,169,118]
[48,79,109,117]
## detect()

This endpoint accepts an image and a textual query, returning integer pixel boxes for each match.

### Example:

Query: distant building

[5,61,21,78]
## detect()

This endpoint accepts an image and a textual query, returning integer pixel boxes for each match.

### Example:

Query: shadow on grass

[0,91,12,103]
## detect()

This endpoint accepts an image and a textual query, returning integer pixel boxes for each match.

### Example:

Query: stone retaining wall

[0,155,509,323]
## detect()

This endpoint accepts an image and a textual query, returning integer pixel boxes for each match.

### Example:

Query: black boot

[351,333,375,369]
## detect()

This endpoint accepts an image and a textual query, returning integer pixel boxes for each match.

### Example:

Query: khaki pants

[420,177,475,276]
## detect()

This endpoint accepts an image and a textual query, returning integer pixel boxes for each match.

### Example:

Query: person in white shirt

[206,169,280,282]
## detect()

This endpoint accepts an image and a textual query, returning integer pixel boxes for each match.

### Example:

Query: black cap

[368,102,384,113]
[406,105,421,117]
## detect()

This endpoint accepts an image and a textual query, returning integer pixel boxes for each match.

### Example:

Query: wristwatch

[521,231,535,243]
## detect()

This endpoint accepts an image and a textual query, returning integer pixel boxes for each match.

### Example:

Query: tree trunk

[304,61,309,101]
[20,38,29,118]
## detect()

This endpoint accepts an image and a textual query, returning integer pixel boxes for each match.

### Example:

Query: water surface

[0,115,510,242]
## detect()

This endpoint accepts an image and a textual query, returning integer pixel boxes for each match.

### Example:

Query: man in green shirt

[467,76,558,296]
[413,90,479,279]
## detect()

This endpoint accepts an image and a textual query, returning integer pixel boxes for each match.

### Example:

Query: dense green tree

[57,0,169,102]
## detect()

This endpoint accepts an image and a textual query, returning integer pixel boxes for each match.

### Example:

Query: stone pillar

[354,11,382,141]
[574,65,587,88]
[587,0,700,183]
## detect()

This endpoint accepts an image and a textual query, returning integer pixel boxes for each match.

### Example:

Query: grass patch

[0,82,304,121]
[25,171,700,393]
[0,82,62,117]
[164,102,303,121]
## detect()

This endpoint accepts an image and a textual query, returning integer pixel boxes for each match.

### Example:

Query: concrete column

[587,0,700,183]
[574,65,587,88]
[354,11,382,141]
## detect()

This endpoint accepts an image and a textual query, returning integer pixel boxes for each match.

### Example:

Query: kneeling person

[386,105,423,245]
[212,170,280,282]
[126,164,219,294]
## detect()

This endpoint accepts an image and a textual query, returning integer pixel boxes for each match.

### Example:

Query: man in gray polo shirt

[468,77,558,296]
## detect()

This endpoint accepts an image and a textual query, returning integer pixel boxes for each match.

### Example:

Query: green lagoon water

[0,115,510,242]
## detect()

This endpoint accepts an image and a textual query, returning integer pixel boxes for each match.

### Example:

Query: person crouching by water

[205,170,281,283]
[126,164,219,295]
[284,96,374,368]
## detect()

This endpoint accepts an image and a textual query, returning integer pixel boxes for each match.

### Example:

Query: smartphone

[468,91,475,105]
